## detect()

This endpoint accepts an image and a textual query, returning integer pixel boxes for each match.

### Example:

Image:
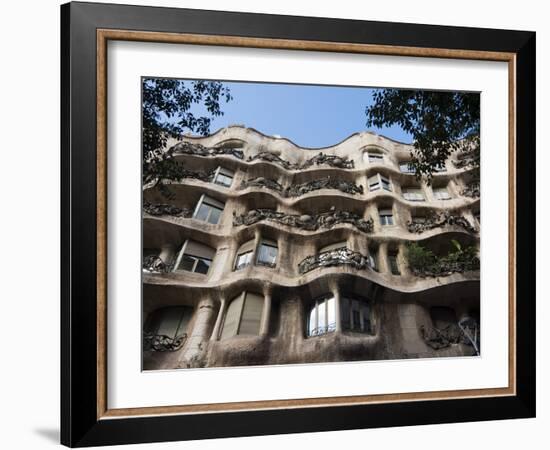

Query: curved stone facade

[142,126,480,370]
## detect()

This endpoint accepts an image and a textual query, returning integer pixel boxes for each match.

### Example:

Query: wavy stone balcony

[233,207,374,233]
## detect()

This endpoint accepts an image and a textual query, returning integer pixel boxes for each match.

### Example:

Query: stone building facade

[142,126,480,370]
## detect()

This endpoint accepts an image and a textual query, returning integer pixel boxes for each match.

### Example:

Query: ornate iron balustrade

[298,247,372,274]
[461,182,480,198]
[170,141,244,159]
[285,176,363,197]
[143,201,193,218]
[419,316,479,355]
[233,207,373,233]
[407,211,477,234]
[239,177,285,193]
[143,332,187,352]
[247,151,354,170]
[142,255,170,273]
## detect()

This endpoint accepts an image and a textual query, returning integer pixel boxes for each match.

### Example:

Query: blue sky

[190,81,413,148]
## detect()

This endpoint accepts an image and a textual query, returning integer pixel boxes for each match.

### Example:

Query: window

[256,239,278,267]
[402,187,425,202]
[307,295,336,337]
[433,187,451,200]
[388,252,401,275]
[434,162,447,172]
[234,239,255,271]
[368,174,392,192]
[144,306,193,351]
[366,152,384,163]
[368,249,378,271]
[220,292,264,339]
[175,240,215,275]
[193,195,224,224]
[341,297,372,333]
[379,208,394,226]
[212,167,234,187]
[399,162,415,174]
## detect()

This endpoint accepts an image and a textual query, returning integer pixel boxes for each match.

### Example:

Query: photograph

[141,78,481,370]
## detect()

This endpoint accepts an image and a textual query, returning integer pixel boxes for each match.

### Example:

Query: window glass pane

[400,162,414,173]
[194,203,210,221]
[368,253,378,271]
[381,177,391,191]
[361,304,371,333]
[389,255,400,275]
[327,297,336,332]
[368,153,383,162]
[308,306,317,336]
[193,257,211,274]
[235,251,253,270]
[341,297,351,331]
[215,173,233,187]
[157,308,184,339]
[257,243,278,267]
[434,188,451,199]
[206,205,222,224]
[178,254,197,272]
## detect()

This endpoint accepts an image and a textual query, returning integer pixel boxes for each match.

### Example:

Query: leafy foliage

[406,240,479,277]
[142,78,233,193]
[366,89,480,182]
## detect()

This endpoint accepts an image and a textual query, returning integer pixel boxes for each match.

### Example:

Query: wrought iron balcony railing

[143,332,187,352]
[233,207,373,233]
[298,247,373,274]
[407,211,477,234]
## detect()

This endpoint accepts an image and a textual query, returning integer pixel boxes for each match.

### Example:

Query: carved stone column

[210,298,226,341]
[180,297,216,367]
[259,291,272,336]
[330,282,342,333]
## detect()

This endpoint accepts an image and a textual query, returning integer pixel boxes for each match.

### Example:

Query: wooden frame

[61,1,535,447]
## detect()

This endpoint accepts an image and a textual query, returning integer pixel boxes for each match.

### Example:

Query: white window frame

[307,295,337,337]
[399,162,415,174]
[256,239,278,268]
[173,239,215,275]
[379,208,394,226]
[212,166,234,188]
[402,187,425,202]
[433,187,452,200]
[368,173,392,192]
[192,194,225,224]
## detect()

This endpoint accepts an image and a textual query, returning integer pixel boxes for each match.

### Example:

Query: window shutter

[220,294,243,339]
[184,240,215,259]
[239,292,264,335]
[320,241,347,253]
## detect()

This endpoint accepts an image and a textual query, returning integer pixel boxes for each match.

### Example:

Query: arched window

[341,296,372,333]
[220,292,264,339]
[307,295,336,337]
[143,306,193,352]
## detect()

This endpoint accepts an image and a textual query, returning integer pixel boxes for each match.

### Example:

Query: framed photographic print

[61,1,536,447]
